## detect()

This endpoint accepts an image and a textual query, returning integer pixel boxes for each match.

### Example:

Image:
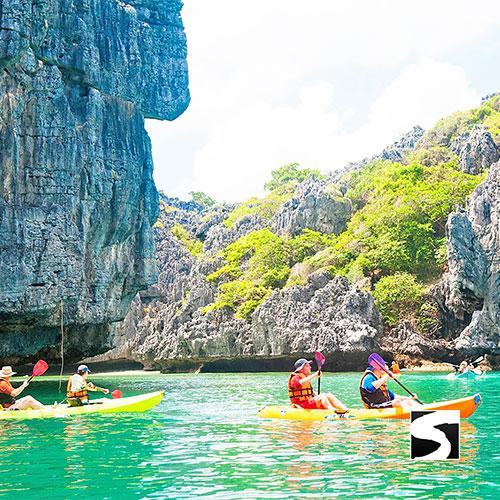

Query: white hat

[0,366,16,378]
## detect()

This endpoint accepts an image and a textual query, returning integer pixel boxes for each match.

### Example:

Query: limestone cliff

[436,161,500,356]
[0,0,189,360]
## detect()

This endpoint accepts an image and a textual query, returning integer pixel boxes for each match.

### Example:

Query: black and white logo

[410,410,460,460]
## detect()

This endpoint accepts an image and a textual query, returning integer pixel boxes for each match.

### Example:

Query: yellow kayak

[0,391,164,420]
[257,393,481,421]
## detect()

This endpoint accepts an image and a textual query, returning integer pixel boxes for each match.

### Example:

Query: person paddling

[0,366,45,410]
[67,365,109,406]
[359,357,418,409]
[288,358,348,412]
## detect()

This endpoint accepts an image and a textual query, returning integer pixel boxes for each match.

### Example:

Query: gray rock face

[451,125,499,174]
[378,125,424,163]
[438,161,500,355]
[0,1,189,359]
[342,125,424,174]
[271,177,352,236]
[98,199,382,370]
[251,273,382,356]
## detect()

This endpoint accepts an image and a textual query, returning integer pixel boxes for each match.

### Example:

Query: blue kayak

[456,370,476,379]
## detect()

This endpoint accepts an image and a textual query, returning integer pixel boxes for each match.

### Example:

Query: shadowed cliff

[0,0,190,361]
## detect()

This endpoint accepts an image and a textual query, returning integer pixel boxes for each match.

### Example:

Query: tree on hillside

[190,191,216,208]
[264,163,324,191]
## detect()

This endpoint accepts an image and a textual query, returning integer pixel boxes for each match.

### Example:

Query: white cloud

[187,59,479,202]
[150,1,500,202]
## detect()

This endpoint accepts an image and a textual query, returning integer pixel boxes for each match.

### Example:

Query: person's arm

[371,374,391,389]
[298,371,319,386]
[86,382,109,394]
[11,380,29,397]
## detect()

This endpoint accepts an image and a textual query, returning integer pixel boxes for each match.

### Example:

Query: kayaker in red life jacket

[0,366,45,410]
[288,358,348,411]
[66,365,109,406]
[359,362,419,409]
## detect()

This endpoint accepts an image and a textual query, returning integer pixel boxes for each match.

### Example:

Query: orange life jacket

[66,377,88,400]
[0,379,16,408]
[288,372,314,402]
[359,369,391,409]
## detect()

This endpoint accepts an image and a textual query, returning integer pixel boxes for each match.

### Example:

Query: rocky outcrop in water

[436,161,500,356]
[0,1,189,360]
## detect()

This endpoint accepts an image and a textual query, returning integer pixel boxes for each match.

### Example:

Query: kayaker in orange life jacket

[0,366,45,410]
[288,358,348,411]
[66,365,109,406]
[359,361,419,409]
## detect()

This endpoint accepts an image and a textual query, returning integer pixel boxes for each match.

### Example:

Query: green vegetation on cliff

[419,94,500,148]
[223,163,323,228]
[204,228,333,318]
[171,224,203,256]
[199,100,494,326]
[313,158,483,281]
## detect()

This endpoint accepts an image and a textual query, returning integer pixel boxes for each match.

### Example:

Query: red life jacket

[288,372,314,403]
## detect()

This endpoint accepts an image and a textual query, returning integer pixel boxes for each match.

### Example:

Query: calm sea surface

[0,371,497,499]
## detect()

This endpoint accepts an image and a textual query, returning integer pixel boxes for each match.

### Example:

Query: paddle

[314,351,326,394]
[452,355,484,372]
[368,353,423,404]
[26,360,49,384]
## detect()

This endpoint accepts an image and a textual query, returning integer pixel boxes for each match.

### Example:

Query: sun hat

[0,366,16,378]
[294,358,312,372]
[77,364,90,373]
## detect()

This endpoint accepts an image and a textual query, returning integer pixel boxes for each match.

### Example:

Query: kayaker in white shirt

[66,365,109,406]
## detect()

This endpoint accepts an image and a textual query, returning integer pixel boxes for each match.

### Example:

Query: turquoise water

[0,371,497,499]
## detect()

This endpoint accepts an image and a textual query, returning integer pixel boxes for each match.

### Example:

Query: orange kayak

[257,393,482,421]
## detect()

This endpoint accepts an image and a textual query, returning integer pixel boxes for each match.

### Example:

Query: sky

[147,0,500,203]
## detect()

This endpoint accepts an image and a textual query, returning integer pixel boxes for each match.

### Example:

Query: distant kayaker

[359,361,418,409]
[457,361,469,374]
[288,358,348,412]
[0,366,45,410]
[66,365,109,406]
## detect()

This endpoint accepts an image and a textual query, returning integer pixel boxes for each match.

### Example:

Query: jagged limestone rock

[451,125,499,174]
[0,0,189,359]
[437,161,500,355]
[271,177,352,236]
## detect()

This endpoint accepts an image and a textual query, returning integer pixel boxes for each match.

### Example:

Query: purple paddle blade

[315,351,326,370]
[368,353,387,370]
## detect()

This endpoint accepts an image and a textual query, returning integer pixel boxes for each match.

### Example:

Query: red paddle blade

[368,353,387,370]
[314,351,326,369]
[32,360,49,377]
[111,390,122,399]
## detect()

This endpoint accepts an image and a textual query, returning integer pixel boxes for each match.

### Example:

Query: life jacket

[288,372,314,403]
[0,380,16,408]
[359,368,392,409]
[66,377,88,400]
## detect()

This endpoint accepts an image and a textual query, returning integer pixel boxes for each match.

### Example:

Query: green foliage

[419,95,500,148]
[190,191,216,208]
[288,229,336,262]
[153,219,165,230]
[205,229,292,318]
[309,159,483,281]
[372,273,426,325]
[159,200,178,213]
[170,224,203,256]
[408,146,457,167]
[264,163,325,191]
[224,183,295,228]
